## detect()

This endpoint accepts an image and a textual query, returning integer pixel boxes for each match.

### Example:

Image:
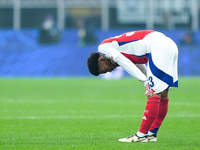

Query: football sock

[149,98,169,134]
[138,96,161,134]
[149,128,159,134]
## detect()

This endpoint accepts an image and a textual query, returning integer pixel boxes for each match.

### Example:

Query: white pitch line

[0,114,200,120]
[1,99,200,107]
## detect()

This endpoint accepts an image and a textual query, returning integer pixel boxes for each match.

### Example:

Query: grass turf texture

[0,77,199,150]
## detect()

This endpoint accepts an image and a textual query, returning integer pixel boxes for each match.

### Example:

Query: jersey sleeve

[98,43,148,86]
[98,43,120,60]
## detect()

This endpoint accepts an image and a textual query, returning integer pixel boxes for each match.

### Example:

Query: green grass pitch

[0,77,199,150]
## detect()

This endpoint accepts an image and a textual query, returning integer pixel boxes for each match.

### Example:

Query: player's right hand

[145,84,154,97]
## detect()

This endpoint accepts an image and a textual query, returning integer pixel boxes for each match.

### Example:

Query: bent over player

[87,30,178,142]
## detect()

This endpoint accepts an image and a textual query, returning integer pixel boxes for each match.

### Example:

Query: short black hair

[87,52,100,76]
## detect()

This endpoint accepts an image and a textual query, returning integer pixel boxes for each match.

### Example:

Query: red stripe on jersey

[121,52,148,64]
[100,30,155,44]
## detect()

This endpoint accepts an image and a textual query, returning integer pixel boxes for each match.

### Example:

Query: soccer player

[87,30,178,142]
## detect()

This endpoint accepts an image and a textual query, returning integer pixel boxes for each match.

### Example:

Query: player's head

[87,52,117,76]
[87,52,100,76]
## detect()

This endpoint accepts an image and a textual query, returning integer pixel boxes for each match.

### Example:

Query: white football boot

[118,134,148,142]
[147,133,157,142]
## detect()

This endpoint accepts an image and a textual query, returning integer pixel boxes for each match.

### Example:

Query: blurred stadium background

[0,0,200,77]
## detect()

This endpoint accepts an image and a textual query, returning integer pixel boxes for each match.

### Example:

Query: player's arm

[98,43,148,86]
[135,64,153,97]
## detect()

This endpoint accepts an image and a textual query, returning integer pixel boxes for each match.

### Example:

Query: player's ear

[98,56,106,62]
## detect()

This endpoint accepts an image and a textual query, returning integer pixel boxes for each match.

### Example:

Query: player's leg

[137,94,161,134]
[147,88,169,141]
[119,92,162,143]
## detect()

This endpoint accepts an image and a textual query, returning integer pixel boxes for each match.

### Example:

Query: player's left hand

[145,84,154,97]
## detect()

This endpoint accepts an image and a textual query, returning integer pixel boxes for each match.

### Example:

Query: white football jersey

[98,30,178,93]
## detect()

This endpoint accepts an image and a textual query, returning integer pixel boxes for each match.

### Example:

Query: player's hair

[87,52,100,76]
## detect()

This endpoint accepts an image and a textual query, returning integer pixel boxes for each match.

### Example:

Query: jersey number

[149,76,154,87]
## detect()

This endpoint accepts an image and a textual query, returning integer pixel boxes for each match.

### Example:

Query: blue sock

[150,128,159,134]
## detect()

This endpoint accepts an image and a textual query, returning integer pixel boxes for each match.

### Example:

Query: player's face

[98,57,117,74]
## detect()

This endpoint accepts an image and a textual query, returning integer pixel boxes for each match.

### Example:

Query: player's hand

[145,84,154,97]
